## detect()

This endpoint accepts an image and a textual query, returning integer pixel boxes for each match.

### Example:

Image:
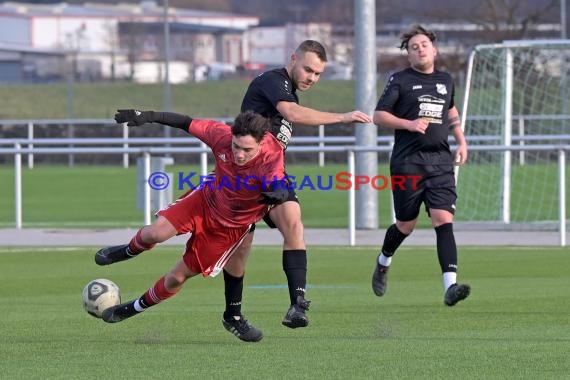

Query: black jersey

[376,67,455,166]
[241,68,298,149]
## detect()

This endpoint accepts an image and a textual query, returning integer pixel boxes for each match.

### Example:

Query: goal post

[457,40,570,229]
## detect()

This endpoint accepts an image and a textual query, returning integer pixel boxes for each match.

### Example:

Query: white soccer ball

[82,278,121,318]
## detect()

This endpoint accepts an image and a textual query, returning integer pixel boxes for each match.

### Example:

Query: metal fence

[1,140,567,246]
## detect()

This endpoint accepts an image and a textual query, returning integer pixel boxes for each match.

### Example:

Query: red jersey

[187,119,284,228]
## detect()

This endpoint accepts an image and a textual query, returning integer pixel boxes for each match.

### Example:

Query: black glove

[114,109,154,126]
[259,180,290,205]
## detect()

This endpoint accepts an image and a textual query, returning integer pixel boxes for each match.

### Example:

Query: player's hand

[454,143,468,166]
[406,118,429,134]
[114,109,153,126]
[341,111,373,124]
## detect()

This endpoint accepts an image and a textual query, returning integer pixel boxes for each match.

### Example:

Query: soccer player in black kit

[371,25,471,306]
[220,40,372,341]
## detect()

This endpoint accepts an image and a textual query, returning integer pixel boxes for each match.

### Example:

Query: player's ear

[290,53,298,64]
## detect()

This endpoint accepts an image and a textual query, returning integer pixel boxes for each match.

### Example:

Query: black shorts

[261,187,299,229]
[391,163,457,222]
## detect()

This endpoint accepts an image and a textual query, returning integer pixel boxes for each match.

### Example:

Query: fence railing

[1,142,567,246]
[2,115,570,168]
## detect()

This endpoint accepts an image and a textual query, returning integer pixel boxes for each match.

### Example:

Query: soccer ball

[82,278,121,318]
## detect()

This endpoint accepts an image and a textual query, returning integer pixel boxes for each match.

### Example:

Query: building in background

[0,2,563,84]
[0,1,259,83]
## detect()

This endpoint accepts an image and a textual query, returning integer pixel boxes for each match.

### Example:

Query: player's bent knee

[164,273,185,290]
[278,218,304,237]
[395,221,416,235]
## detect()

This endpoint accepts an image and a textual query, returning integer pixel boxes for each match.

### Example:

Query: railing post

[143,151,151,226]
[122,123,129,169]
[15,143,22,229]
[27,122,34,169]
[200,142,208,176]
[67,123,75,167]
[318,124,325,167]
[518,116,525,166]
[559,149,566,247]
[348,149,356,246]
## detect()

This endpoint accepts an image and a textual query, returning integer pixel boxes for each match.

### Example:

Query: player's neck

[410,64,435,74]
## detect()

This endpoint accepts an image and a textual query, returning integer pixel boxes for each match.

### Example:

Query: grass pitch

[0,245,568,379]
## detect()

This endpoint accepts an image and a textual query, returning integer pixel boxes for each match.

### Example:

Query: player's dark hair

[399,25,437,50]
[232,111,270,142]
[296,40,328,62]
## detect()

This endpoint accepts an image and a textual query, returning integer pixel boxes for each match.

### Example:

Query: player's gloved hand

[114,109,154,126]
[259,180,289,205]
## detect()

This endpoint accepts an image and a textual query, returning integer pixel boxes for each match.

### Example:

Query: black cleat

[444,283,471,306]
[282,295,310,329]
[372,257,390,296]
[95,244,132,266]
[222,315,263,342]
[102,301,140,323]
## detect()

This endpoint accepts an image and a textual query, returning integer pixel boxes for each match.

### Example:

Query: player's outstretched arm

[276,102,372,126]
[114,109,192,132]
[373,110,428,133]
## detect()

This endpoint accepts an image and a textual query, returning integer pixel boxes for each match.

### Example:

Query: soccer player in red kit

[94,110,287,342]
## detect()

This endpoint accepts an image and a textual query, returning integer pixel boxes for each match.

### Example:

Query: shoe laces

[295,296,311,311]
[228,315,252,334]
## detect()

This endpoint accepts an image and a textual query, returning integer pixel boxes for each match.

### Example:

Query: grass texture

[0,245,568,379]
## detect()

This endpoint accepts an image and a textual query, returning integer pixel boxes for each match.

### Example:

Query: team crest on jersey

[436,83,447,95]
[218,153,227,162]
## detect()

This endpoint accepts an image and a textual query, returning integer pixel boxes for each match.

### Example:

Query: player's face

[231,135,261,166]
[407,34,437,73]
[290,51,326,91]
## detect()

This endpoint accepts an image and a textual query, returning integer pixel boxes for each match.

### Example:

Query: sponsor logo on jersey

[274,117,293,148]
[418,94,444,123]
[417,94,445,104]
[413,85,423,90]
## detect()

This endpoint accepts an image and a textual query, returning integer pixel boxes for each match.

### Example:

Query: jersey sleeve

[449,80,455,109]
[257,71,297,107]
[188,119,230,149]
[375,74,401,113]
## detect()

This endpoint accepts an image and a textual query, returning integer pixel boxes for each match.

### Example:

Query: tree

[465,0,559,42]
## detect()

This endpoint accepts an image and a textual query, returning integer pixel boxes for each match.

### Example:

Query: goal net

[456,40,569,229]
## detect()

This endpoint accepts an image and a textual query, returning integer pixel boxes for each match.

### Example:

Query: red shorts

[157,190,251,277]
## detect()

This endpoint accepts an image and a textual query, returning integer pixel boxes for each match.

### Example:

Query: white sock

[133,299,146,312]
[378,253,392,267]
[443,272,457,291]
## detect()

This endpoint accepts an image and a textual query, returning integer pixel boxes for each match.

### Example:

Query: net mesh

[456,41,570,227]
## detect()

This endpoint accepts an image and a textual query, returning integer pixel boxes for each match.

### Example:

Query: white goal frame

[459,40,569,236]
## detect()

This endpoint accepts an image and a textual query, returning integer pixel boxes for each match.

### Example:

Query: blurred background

[0,0,565,87]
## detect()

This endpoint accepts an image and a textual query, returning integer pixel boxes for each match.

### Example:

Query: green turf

[0,246,568,379]
[0,81,383,120]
